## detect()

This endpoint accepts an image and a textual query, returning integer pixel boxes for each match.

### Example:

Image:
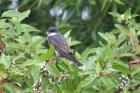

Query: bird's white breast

[48,32,57,36]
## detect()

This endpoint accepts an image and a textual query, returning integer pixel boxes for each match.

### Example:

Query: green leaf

[131,67,140,77]
[46,64,60,77]
[101,0,108,12]
[21,24,39,32]
[69,41,82,46]
[54,84,64,93]
[112,60,129,74]
[6,42,24,52]
[39,45,55,62]
[98,32,109,42]
[124,8,131,20]
[0,54,11,69]
[109,12,120,17]
[85,56,96,70]
[10,69,24,78]
[100,76,116,88]
[115,0,125,5]
[96,62,102,74]
[81,48,95,60]
[80,75,96,88]
[31,36,45,47]
[23,32,32,43]
[2,83,15,93]
[0,20,10,29]
[57,61,69,71]
[0,64,7,78]
[20,60,35,67]
[98,32,116,45]
[18,10,30,22]
[64,30,72,39]
[2,10,21,17]
[116,34,125,46]
[1,10,30,22]
[31,65,40,81]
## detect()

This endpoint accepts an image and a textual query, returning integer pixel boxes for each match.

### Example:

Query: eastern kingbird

[46,27,83,67]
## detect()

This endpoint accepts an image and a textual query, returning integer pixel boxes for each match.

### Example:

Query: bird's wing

[48,34,71,53]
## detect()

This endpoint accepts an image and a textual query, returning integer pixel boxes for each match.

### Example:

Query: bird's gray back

[48,33,71,54]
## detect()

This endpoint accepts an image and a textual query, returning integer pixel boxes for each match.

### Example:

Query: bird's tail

[68,53,83,67]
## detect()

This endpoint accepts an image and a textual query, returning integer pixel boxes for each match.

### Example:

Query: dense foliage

[1,0,140,48]
[1,0,140,93]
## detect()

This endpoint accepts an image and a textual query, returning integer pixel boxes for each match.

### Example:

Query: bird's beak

[45,31,48,35]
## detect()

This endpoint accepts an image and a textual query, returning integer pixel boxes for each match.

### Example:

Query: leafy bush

[0,9,140,93]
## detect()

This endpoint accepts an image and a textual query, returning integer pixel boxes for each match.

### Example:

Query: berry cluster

[49,72,67,84]
[118,74,130,92]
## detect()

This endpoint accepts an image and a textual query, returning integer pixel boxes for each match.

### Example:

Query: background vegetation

[1,0,140,93]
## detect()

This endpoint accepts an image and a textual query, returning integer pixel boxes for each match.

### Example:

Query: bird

[46,27,83,67]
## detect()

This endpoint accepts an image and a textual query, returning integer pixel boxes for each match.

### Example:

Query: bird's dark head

[46,27,58,36]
